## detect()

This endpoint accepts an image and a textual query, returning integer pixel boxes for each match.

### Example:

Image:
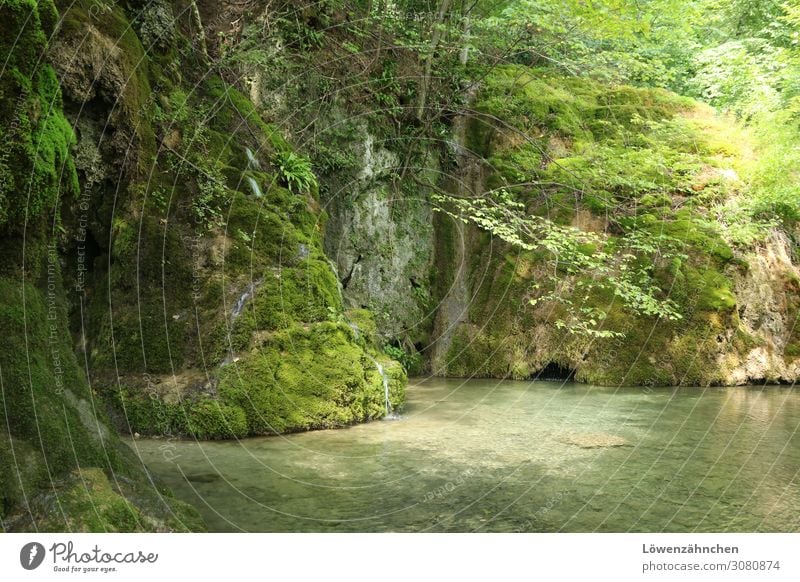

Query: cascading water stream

[221,280,262,366]
[326,257,345,307]
[246,176,262,198]
[244,147,263,197]
[230,281,259,319]
[244,147,261,170]
[366,353,392,418]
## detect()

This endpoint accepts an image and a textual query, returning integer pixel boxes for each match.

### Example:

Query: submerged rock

[560,433,629,449]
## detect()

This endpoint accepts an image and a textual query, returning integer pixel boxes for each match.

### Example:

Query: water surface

[130,378,800,532]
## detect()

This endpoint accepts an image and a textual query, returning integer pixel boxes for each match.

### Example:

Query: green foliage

[744,109,800,223]
[686,39,786,118]
[482,0,702,90]
[434,188,685,337]
[154,89,233,230]
[275,150,318,194]
[383,343,423,374]
[192,163,230,229]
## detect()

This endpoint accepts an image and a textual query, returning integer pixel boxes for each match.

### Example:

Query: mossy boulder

[218,322,406,435]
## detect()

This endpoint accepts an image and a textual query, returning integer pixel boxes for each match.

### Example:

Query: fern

[275,150,317,194]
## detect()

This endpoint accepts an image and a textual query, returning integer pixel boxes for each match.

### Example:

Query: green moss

[639,193,673,208]
[4,0,408,459]
[445,329,513,378]
[55,0,156,169]
[112,388,187,437]
[0,277,201,530]
[42,469,143,532]
[487,144,543,189]
[201,76,289,153]
[250,259,342,331]
[648,212,734,263]
[111,389,249,440]
[345,308,379,345]
[185,400,248,440]
[22,467,203,533]
[226,192,304,268]
[688,265,737,311]
[465,112,495,158]
[476,66,690,142]
[0,277,114,471]
[0,4,79,232]
[218,322,405,434]
[0,1,50,75]
[0,0,212,532]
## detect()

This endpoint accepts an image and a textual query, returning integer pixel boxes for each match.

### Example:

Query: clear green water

[130,378,800,532]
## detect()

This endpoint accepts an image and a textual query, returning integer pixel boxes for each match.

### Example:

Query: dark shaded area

[533,362,576,381]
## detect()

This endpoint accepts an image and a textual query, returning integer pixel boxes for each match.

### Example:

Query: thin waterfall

[221,280,262,366]
[231,281,258,319]
[366,354,392,417]
[245,147,261,170]
[325,257,345,308]
[245,147,263,197]
[246,176,262,198]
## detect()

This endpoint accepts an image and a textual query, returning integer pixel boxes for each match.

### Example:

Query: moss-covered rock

[26,2,410,441]
[431,64,799,387]
[218,322,405,435]
[0,0,79,234]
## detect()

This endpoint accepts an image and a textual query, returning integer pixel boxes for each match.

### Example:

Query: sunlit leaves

[432,189,684,338]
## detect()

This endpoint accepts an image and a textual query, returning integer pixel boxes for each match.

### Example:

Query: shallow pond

[130,378,800,532]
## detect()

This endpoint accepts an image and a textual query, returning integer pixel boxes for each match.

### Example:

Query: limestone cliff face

[49,0,406,441]
[432,218,800,387]
[321,128,437,348]
[722,229,800,384]
[429,86,484,373]
[223,3,443,361]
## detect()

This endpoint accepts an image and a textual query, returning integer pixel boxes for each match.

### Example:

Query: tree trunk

[190,1,208,60]
[459,15,470,66]
[415,0,454,120]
